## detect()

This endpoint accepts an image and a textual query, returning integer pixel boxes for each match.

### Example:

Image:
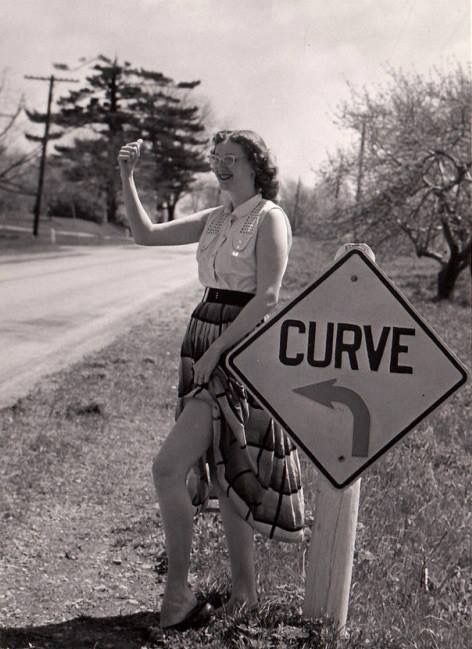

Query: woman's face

[211,140,256,194]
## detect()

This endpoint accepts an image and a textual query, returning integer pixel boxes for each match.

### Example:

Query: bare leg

[213,481,258,612]
[152,397,213,627]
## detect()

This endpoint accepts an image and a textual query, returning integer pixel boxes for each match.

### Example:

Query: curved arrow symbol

[293,379,370,457]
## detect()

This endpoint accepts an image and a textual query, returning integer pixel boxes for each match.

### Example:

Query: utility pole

[355,117,366,205]
[24,73,78,237]
[292,177,301,233]
[334,153,344,204]
[354,117,367,239]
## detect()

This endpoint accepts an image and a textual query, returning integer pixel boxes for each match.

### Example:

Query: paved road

[0,244,199,409]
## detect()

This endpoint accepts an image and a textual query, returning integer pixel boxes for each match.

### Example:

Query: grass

[0,235,470,648]
[0,212,131,255]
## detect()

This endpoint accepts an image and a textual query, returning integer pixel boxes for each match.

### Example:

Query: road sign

[226,249,468,488]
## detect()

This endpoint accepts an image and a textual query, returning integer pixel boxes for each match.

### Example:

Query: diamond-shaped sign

[226,250,468,489]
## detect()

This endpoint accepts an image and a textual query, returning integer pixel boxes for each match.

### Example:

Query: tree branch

[0,147,40,180]
[0,102,22,140]
[0,178,36,196]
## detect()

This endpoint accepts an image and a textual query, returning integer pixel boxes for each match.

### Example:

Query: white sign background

[227,251,468,488]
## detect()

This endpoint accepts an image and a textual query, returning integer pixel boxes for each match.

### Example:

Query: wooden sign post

[302,244,372,631]
[302,475,360,629]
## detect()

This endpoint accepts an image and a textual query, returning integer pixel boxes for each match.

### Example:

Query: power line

[24,74,79,237]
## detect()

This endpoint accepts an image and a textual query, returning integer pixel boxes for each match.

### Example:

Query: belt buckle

[215,289,220,301]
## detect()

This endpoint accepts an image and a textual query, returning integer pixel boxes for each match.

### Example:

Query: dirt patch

[0,284,202,638]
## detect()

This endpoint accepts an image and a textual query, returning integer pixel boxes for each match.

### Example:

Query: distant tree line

[24,55,210,224]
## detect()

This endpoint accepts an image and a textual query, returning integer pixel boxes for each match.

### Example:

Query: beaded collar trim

[206,198,266,237]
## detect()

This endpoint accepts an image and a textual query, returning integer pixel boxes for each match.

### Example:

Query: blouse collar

[223,193,263,220]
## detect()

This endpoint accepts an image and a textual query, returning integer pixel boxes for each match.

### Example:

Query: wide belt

[203,288,255,307]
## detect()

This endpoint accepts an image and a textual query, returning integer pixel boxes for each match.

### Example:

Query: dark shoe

[162,600,214,631]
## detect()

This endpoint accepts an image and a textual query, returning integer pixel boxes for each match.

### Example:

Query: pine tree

[25,56,210,224]
[131,77,209,220]
[53,56,142,223]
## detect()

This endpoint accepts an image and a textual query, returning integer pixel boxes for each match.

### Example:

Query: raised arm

[118,139,213,246]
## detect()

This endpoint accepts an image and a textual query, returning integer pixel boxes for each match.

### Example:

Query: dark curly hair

[211,130,279,201]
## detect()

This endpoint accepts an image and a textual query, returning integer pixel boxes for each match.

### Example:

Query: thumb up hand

[118,139,144,176]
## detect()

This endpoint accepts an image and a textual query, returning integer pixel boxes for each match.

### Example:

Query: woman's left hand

[193,343,223,387]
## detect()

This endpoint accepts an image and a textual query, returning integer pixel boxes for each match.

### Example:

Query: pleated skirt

[176,297,305,543]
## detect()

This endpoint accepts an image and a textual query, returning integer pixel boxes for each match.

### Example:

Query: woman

[118,130,304,630]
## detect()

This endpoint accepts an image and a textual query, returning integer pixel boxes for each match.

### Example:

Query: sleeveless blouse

[180,194,304,541]
[196,194,292,294]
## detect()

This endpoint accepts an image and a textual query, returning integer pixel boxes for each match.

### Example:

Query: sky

[0,0,470,183]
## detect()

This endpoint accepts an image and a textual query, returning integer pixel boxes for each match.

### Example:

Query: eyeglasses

[208,153,240,169]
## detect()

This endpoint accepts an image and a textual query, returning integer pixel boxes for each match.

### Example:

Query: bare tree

[0,73,37,196]
[321,64,471,300]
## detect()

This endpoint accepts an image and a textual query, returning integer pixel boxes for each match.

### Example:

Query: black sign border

[226,249,469,489]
